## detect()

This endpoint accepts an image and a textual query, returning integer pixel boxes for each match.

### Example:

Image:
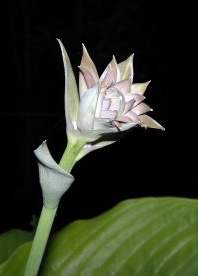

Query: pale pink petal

[95,89,105,118]
[132,102,153,115]
[124,111,141,123]
[123,93,136,102]
[113,80,130,94]
[118,54,134,81]
[102,99,111,110]
[131,81,151,95]
[116,115,132,123]
[109,98,121,112]
[79,72,88,97]
[139,114,165,130]
[78,65,96,89]
[100,57,118,87]
[105,88,125,115]
[100,110,117,119]
[123,99,135,114]
[132,94,145,107]
[80,44,99,82]
[105,87,118,99]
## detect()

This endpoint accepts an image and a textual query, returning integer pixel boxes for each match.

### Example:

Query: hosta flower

[57,39,164,159]
[33,40,164,207]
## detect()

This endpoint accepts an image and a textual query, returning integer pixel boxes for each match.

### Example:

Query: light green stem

[59,139,85,172]
[24,140,85,276]
[24,206,57,276]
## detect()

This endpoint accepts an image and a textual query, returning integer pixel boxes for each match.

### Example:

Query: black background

[0,1,192,233]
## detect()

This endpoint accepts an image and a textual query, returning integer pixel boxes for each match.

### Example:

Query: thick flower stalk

[24,39,164,276]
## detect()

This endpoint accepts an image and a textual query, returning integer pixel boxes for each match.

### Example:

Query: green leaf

[0,242,31,276]
[2,198,198,276]
[40,197,198,276]
[0,229,33,265]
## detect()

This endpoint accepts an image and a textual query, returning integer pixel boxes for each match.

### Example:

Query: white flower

[57,39,164,160]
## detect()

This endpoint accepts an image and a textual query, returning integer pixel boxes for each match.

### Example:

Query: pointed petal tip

[143,124,165,131]
[161,126,165,131]
[112,55,117,63]
[56,38,63,46]
[129,53,134,60]
[82,43,89,54]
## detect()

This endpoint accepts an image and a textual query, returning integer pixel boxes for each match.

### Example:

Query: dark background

[0,1,192,233]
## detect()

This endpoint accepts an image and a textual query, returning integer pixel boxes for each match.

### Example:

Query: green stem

[24,206,57,276]
[59,139,86,171]
[24,140,85,276]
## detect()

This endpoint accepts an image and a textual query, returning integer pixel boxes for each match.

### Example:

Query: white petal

[78,65,97,89]
[34,141,74,208]
[119,122,137,131]
[75,141,115,161]
[132,102,153,115]
[93,118,114,130]
[113,80,130,94]
[132,94,145,107]
[57,39,79,133]
[109,97,121,112]
[100,110,117,119]
[131,81,151,95]
[79,72,88,98]
[100,57,118,87]
[80,126,118,141]
[77,85,99,131]
[123,99,135,114]
[139,114,165,130]
[102,99,111,110]
[80,44,99,82]
[118,54,134,81]
[119,111,140,123]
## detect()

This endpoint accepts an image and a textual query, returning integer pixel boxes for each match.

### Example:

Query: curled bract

[34,141,74,208]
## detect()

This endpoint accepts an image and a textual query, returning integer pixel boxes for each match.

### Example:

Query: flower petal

[79,72,88,97]
[57,39,79,133]
[132,102,153,115]
[139,114,165,130]
[123,99,135,113]
[118,54,134,81]
[113,80,131,94]
[132,94,145,107]
[131,81,151,95]
[75,140,115,161]
[100,110,117,119]
[78,65,97,89]
[34,141,74,208]
[93,118,115,130]
[102,99,111,110]
[80,44,99,82]
[77,85,99,131]
[120,111,140,123]
[100,56,118,87]
[119,122,137,131]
